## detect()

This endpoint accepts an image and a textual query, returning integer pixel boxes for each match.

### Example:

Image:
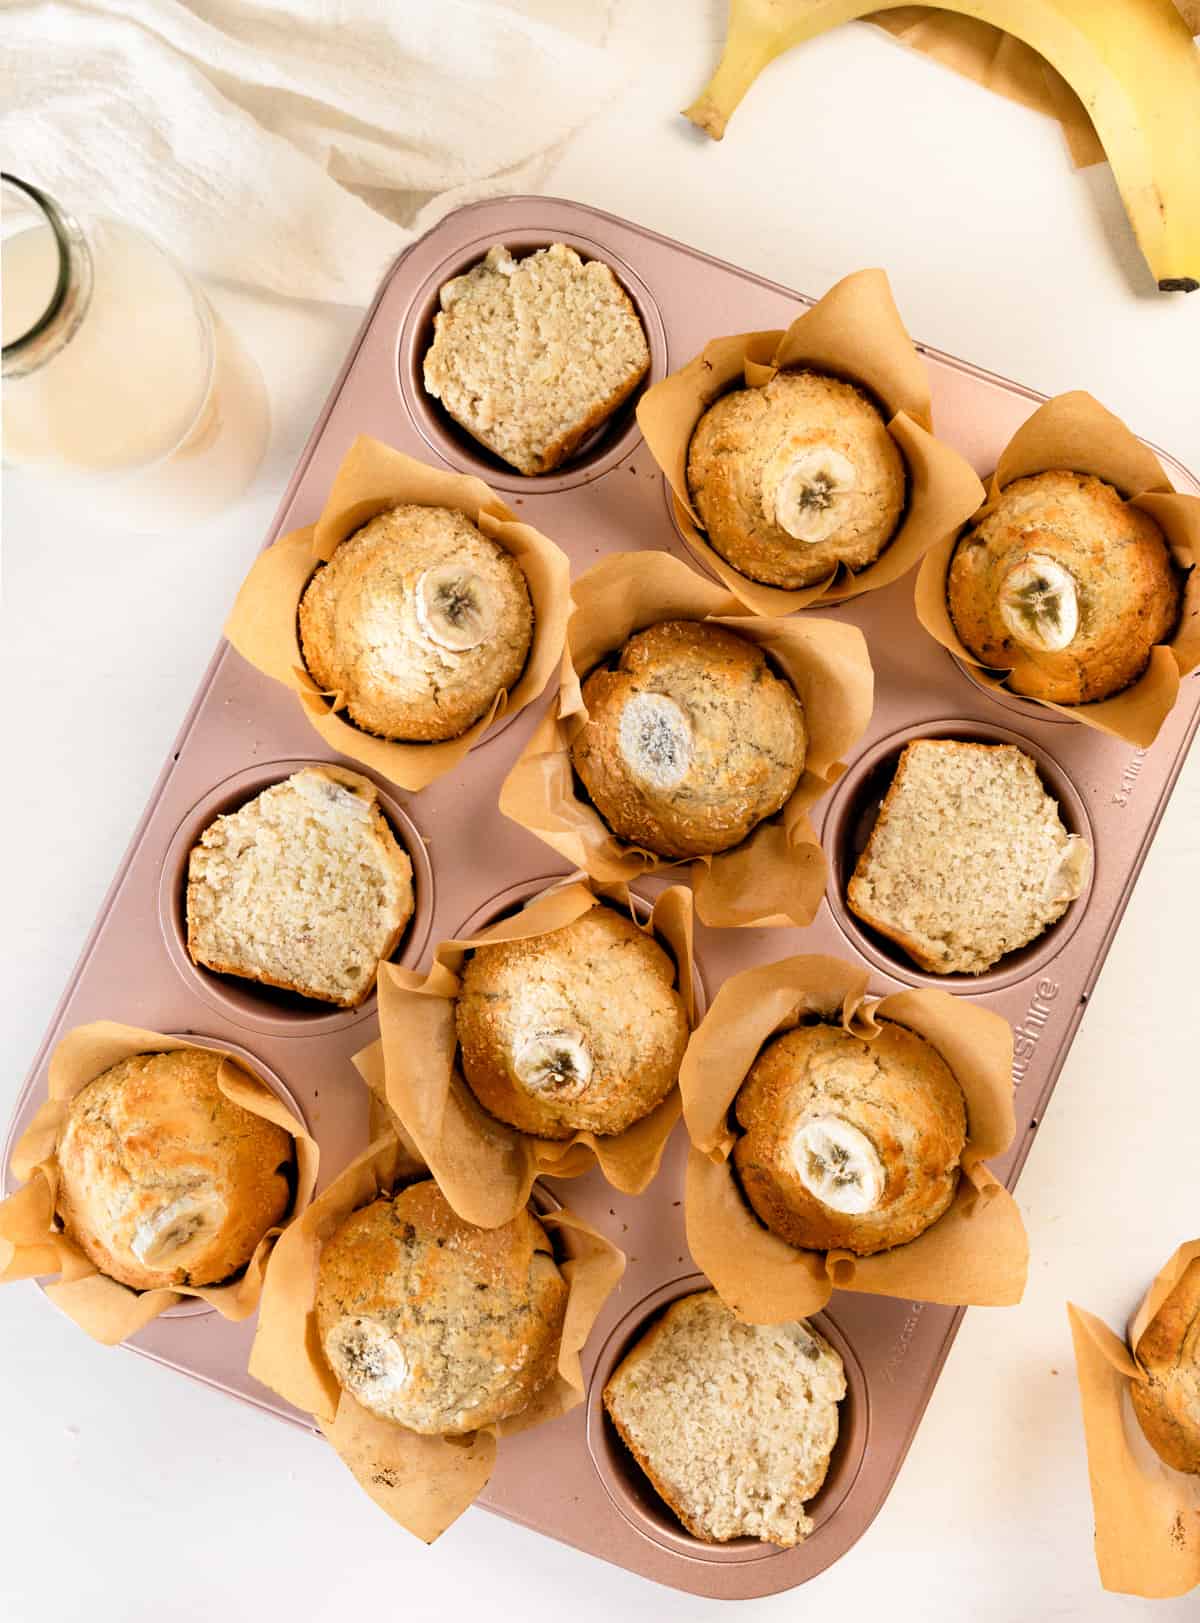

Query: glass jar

[2,173,269,526]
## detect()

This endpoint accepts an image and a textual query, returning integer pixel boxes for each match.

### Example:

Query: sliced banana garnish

[414,565,496,652]
[513,1024,593,1099]
[772,446,859,544]
[790,1115,885,1216]
[997,553,1079,653]
[326,1316,410,1400]
[617,692,692,789]
[1046,833,1091,903]
[131,1190,227,1266]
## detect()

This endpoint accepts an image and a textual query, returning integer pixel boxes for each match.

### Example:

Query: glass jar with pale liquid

[2,173,269,526]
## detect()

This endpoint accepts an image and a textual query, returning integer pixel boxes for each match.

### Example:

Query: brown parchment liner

[679,955,1027,1322]
[915,390,1200,749]
[635,268,986,616]
[363,876,696,1229]
[498,550,874,928]
[871,8,1200,169]
[247,1132,625,1543]
[0,1022,318,1346]
[1068,1242,1200,1598]
[224,435,572,791]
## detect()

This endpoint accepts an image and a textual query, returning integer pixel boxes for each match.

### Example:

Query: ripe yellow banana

[686,0,1200,291]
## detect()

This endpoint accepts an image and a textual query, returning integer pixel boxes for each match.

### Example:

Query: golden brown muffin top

[686,370,906,589]
[570,619,806,859]
[299,504,533,743]
[315,1182,567,1435]
[1130,1260,1200,1475]
[948,471,1180,705]
[456,904,689,1139]
[733,1019,965,1257]
[56,1048,294,1292]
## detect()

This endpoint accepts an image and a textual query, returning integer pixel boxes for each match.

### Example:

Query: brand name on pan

[1112,747,1148,807]
[881,1302,925,1384]
[1012,978,1059,1085]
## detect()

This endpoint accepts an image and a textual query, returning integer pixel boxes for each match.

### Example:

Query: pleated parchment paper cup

[360,876,696,1228]
[0,1022,318,1346]
[916,391,1200,748]
[681,955,1028,1322]
[636,267,986,615]
[225,435,572,791]
[248,1132,625,1543]
[498,551,874,929]
[1068,1242,1200,1598]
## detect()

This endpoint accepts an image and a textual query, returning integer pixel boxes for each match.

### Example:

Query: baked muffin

[847,739,1091,976]
[570,620,806,859]
[948,471,1181,704]
[1129,1260,1200,1474]
[732,1020,966,1257]
[187,767,414,1007]
[299,504,533,742]
[603,1290,845,1546]
[423,243,650,476]
[455,904,689,1139]
[315,1182,567,1435]
[686,370,907,589]
[56,1049,294,1292]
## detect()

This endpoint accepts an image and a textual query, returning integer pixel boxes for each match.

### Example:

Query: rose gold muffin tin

[6,197,1199,1599]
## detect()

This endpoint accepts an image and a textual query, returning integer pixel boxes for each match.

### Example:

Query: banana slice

[772,446,859,544]
[1046,833,1091,903]
[414,565,496,652]
[513,1024,593,1099]
[617,692,692,789]
[997,553,1079,652]
[326,1316,410,1402]
[790,1115,885,1215]
[131,1189,227,1267]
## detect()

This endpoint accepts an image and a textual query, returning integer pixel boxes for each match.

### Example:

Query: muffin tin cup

[635,267,987,617]
[222,436,574,793]
[913,391,1200,750]
[0,1022,317,1342]
[585,1273,869,1563]
[157,758,435,1038]
[368,873,702,1229]
[497,548,875,929]
[822,718,1096,994]
[6,196,1200,1597]
[245,1135,626,1544]
[398,230,670,493]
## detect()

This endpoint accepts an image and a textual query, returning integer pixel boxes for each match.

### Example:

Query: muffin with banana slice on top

[686,370,907,590]
[455,904,690,1139]
[732,1018,966,1256]
[299,503,533,742]
[948,470,1181,704]
[569,618,807,859]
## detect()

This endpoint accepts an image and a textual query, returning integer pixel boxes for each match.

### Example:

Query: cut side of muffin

[603,1291,845,1546]
[187,767,414,1007]
[847,740,1090,976]
[423,243,651,476]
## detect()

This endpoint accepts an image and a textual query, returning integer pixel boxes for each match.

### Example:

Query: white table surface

[3,19,1200,1622]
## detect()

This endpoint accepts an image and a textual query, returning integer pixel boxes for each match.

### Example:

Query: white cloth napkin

[0,0,634,305]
